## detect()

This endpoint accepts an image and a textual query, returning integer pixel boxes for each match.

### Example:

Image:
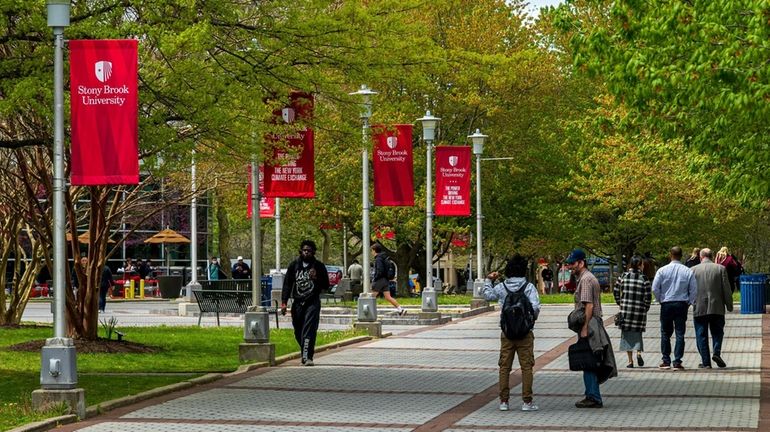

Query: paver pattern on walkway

[56,303,767,432]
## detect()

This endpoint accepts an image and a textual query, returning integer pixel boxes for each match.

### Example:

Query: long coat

[613,269,652,332]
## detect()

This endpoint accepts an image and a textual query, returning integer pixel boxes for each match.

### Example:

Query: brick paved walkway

[57,304,768,432]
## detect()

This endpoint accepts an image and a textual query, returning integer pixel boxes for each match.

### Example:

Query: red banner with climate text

[70,40,138,185]
[263,92,315,198]
[372,124,414,206]
[247,165,276,218]
[434,146,471,216]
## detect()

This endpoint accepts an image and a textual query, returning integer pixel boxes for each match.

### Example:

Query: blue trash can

[739,274,765,314]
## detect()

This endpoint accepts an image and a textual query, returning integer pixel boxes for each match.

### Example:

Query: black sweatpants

[291,297,321,362]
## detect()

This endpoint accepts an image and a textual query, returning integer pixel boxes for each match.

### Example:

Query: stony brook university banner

[434,146,471,216]
[247,165,276,218]
[263,92,315,198]
[372,124,414,206]
[70,40,138,185]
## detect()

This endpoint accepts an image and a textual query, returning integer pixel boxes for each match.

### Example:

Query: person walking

[481,254,541,412]
[99,264,113,313]
[566,248,616,408]
[691,248,733,368]
[715,247,741,293]
[613,255,652,368]
[280,240,329,366]
[685,248,701,268]
[208,256,225,281]
[371,243,406,316]
[347,259,363,294]
[652,246,697,370]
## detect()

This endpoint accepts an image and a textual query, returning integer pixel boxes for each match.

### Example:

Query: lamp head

[47,0,70,28]
[468,129,488,155]
[348,84,378,120]
[417,111,441,142]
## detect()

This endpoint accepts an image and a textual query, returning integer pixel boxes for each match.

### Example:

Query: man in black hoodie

[281,240,329,366]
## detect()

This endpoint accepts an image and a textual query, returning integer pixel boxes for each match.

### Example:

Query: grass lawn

[0,325,364,431]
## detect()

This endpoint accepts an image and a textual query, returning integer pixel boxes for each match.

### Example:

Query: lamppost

[468,129,489,308]
[417,111,441,314]
[349,85,380,331]
[238,153,275,364]
[33,0,85,417]
[185,149,200,302]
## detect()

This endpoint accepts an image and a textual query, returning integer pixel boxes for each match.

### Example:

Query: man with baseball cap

[566,248,616,408]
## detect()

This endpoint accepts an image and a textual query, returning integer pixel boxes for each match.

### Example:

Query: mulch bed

[8,338,160,354]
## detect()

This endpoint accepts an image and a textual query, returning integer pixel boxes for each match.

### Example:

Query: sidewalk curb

[7,415,77,432]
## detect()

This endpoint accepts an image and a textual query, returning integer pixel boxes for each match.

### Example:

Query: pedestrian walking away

[481,254,541,412]
[691,248,733,369]
[685,248,701,268]
[652,246,697,370]
[566,248,616,408]
[281,240,329,366]
[371,243,405,316]
[613,255,652,368]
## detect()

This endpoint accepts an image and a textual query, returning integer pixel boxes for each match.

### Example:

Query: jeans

[694,314,725,366]
[98,284,109,312]
[583,370,601,402]
[660,301,688,365]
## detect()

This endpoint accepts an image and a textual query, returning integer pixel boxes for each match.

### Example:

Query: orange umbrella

[144,228,191,275]
[66,231,116,244]
[143,228,191,245]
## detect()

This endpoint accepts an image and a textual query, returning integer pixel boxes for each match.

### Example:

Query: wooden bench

[192,289,280,327]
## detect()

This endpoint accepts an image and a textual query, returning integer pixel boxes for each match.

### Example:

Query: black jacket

[281,257,329,304]
[373,253,388,282]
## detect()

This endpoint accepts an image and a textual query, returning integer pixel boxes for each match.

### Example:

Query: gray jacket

[482,277,541,320]
[691,260,733,317]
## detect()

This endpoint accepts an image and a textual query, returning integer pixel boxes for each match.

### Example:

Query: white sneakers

[303,359,314,366]
[499,400,539,411]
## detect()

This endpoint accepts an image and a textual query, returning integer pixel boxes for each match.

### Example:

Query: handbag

[614,312,623,327]
[568,337,601,371]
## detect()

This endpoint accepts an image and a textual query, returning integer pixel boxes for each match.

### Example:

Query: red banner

[434,146,471,216]
[247,166,276,218]
[263,92,315,198]
[372,124,414,206]
[70,40,138,185]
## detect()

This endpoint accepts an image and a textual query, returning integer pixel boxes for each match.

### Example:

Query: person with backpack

[280,240,330,366]
[481,254,541,412]
[371,243,406,316]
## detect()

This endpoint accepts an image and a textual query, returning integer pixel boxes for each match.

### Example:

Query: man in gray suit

[691,248,733,368]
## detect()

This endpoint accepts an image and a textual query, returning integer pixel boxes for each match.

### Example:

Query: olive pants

[498,330,535,403]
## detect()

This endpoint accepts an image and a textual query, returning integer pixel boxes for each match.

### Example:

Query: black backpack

[500,282,535,340]
[386,259,397,280]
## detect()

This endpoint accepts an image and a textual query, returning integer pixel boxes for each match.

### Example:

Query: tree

[553,0,770,201]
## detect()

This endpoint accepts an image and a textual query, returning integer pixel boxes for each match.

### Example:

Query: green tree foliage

[553,0,770,201]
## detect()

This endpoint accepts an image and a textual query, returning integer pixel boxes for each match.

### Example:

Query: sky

[525,0,563,17]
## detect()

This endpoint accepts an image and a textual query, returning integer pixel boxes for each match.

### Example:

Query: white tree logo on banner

[387,136,398,149]
[94,61,113,83]
[448,155,459,167]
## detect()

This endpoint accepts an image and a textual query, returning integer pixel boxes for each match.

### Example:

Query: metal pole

[52,26,66,340]
[425,138,433,293]
[275,198,280,271]
[251,158,262,308]
[342,223,348,276]
[362,117,371,296]
[475,152,483,280]
[190,151,197,284]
